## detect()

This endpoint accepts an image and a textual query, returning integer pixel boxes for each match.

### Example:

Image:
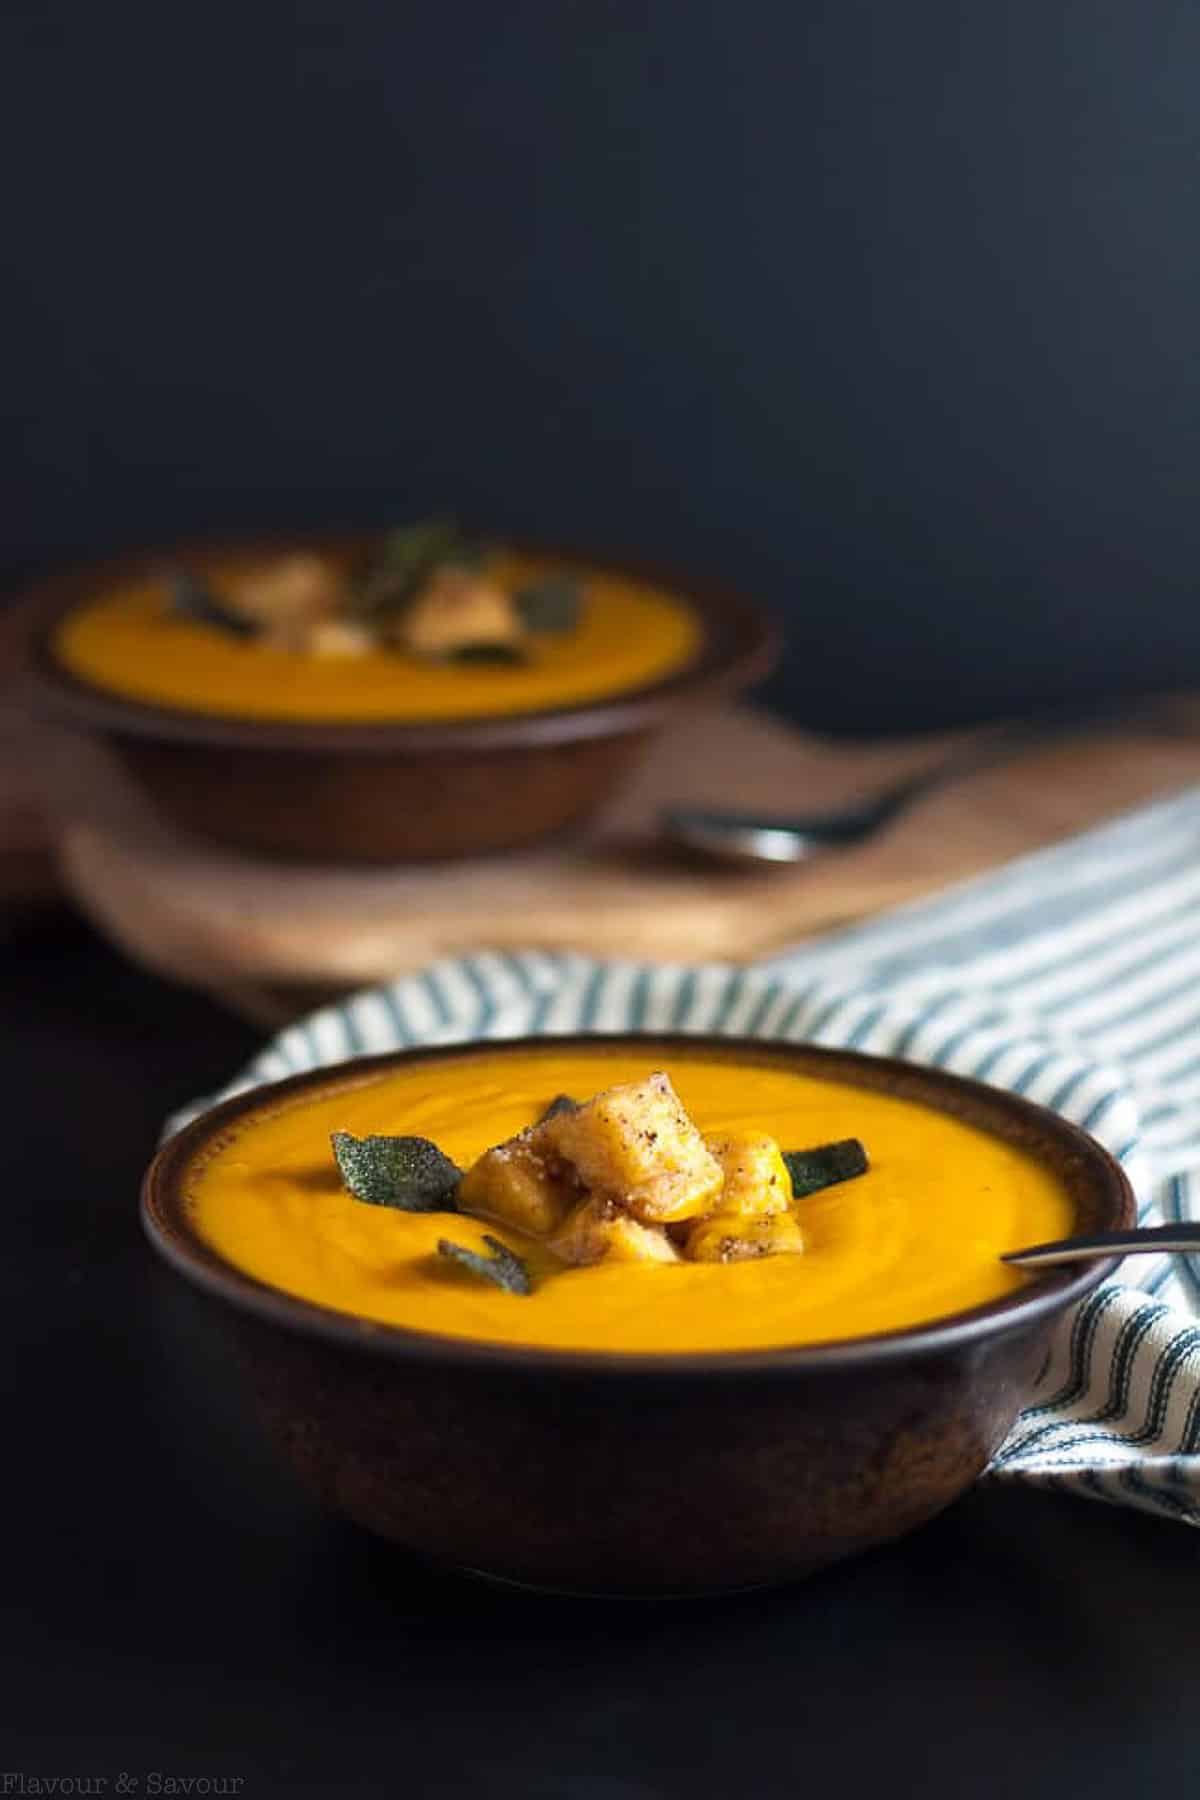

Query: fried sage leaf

[515,575,583,635]
[377,515,464,573]
[167,569,256,638]
[331,1130,461,1210]
[352,516,480,623]
[437,1233,532,1296]
[783,1138,869,1198]
[536,1094,579,1124]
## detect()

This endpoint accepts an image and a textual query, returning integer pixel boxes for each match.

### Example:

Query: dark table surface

[3,916,1198,1799]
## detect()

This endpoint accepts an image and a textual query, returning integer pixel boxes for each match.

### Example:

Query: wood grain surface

[32,697,1200,1024]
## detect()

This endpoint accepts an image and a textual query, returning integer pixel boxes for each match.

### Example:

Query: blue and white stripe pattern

[185,788,1200,1528]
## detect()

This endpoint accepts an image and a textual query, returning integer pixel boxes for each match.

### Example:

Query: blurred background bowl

[21,534,777,863]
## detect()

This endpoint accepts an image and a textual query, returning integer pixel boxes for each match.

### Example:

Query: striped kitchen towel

[180,786,1200,1528]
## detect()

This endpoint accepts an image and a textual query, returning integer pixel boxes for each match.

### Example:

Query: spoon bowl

[661,783,926,866]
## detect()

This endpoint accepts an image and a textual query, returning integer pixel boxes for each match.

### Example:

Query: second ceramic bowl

[23,534,777,862]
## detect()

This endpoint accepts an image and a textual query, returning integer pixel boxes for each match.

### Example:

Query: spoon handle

[1003,1224,1200,1267]
[662,704,1138,863]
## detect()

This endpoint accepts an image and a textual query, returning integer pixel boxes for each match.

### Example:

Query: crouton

[304,619,374,658]
[400,566,523,657]
[541,1072,723,1224]
[548,1197,680,1267]
[684,1208,806,1264]
[226,553,345,628]
[457,1130,578,1236]
[703,1131,792,1217]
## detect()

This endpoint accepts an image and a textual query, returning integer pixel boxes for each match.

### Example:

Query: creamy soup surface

[55,551,702,724]
[185,1046,1075,1354]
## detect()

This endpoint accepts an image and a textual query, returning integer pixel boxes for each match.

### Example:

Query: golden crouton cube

[548,1198,680,1268]
[401,567,522,656]
[684,1208,806,1264]
[304,619,374,658]
[458,1132,576,1236]
[703,1131,792,1217]
[541,1072,723,1224]
[226,553,345,627]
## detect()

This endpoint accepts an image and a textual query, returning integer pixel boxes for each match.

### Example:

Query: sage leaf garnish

[536,1094,579,1124]
[377,515,464,574]
[437,1234,532,1296]
[331,1130,461,1211]
[515,575,583,635]
[352,516,480,623]
[167,569,256,639]
[783,1138,869,1198]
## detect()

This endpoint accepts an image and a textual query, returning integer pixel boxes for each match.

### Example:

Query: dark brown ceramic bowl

[141,1034,1134,1595]
[21,533,777,862]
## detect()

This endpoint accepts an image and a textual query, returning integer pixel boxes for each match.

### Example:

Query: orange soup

[185,1045,1075,1354]
[55,550,701,725]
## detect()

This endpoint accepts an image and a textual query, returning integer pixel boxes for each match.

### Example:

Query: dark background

[3,0,1199,730]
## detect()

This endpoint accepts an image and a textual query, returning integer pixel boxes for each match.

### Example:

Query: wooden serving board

[33,697,1200,1026]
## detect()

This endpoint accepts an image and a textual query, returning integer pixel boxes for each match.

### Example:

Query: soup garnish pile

[166,517,583,665]
[56,522,703,724]
[330,1071,869,1297]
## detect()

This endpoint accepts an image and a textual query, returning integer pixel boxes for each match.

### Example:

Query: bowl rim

[141,1032,1136,1378]
[18,529,779,754]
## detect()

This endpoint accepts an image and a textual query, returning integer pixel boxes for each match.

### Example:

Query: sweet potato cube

[684,1208,806,1264]
[457,1132,576,1236]
[227,553,345,627]
[703,1131,792,1217]
[401,567,522,656]
[541,1072,723,1223]
[305,619,374,658]
[548,1198,680,1267]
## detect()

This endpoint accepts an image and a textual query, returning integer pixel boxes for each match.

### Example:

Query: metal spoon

[661,775,940,866]
[1003,1224,1200,1268]
[660,707,1131,868]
